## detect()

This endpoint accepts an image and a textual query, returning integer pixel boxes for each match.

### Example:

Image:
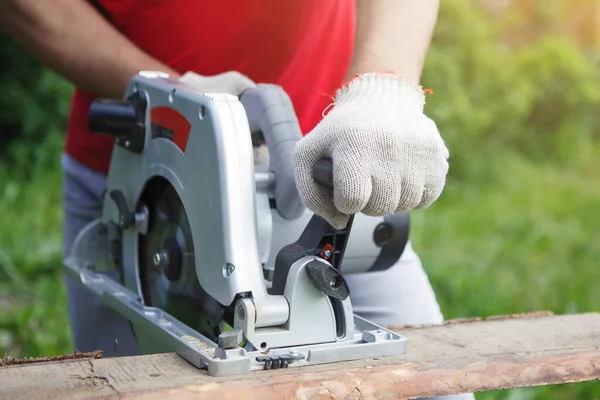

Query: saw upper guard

[64,71,409,376]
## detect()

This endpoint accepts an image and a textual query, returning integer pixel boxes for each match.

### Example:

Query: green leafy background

[0,1,599,398]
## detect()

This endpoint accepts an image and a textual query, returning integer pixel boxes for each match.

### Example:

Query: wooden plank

[0,312,598,400]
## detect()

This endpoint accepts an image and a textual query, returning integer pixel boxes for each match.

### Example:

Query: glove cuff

[334,73,426,113]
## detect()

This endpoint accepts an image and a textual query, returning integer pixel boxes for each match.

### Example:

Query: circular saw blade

[138,178,225,342]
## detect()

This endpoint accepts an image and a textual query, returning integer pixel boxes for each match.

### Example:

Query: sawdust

[181,335,213,350]
[388,310,555,331]
[485,310,554,321]
[0,350,103,367]
[444,317,484,325]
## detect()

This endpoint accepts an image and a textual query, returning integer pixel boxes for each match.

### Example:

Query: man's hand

[293,0,444,229]
[179,71,256,96]
[293,73,448,229]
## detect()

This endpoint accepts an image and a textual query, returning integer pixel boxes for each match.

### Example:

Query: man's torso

[66,0,356,173]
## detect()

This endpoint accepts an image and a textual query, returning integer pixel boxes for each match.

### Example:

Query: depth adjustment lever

[305,260,350,301]
[109,189,148,232]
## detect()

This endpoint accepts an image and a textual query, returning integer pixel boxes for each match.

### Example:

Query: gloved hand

[293,73,449,229]
[179,71,256,96]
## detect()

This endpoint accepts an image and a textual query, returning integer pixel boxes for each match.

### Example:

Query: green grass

[410,148,600,399]
[0,144,71,358]
[0,140,599,399]
[413,149,600,319]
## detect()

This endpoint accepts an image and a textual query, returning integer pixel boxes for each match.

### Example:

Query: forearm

[348,0,439,83]
[0,0,180,99]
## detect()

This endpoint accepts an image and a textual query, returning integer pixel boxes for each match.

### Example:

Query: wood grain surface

[1,312,598,400]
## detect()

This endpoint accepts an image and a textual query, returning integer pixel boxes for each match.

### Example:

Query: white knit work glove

[179,71,256,96]
[293,73,449,229]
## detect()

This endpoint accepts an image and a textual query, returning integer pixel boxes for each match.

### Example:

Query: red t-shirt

[65,0,356,173]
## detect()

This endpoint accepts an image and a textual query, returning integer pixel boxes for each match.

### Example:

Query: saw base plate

[64,219,407,377]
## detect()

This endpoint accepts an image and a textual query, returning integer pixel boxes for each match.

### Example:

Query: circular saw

[64,71,411,376]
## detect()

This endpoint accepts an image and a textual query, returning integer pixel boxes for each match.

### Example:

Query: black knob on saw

[88,92,147,153]
[305,260,350,301]
[89,99,138,137]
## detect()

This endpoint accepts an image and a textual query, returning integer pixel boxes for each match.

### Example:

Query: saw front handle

[239,85,306,220]
[312,159,335,187]
[238,87,346,224]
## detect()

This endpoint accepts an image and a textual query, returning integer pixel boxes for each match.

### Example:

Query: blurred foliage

[0,163,67,356]
[0,39,72,179]
[0,0,599,398]
[423,0,600,179]
[0,20,74,360]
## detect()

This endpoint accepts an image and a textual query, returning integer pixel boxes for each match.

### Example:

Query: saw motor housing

[65,71,411,375]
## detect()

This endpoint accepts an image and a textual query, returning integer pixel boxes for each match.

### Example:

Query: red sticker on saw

[321,243,334,260]
[150,106,191,153]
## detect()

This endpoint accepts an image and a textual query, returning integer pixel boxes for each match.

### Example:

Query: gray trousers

[61,153,474,400]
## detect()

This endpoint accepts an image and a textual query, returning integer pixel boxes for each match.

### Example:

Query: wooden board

[1,312,599,400]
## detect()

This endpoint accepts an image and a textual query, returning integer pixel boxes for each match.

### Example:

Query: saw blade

[138,178,225,342]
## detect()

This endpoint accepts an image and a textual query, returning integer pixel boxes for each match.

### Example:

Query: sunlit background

[0,0,598,399]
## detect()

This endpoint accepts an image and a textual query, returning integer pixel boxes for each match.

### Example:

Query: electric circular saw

[64,71,411,376]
